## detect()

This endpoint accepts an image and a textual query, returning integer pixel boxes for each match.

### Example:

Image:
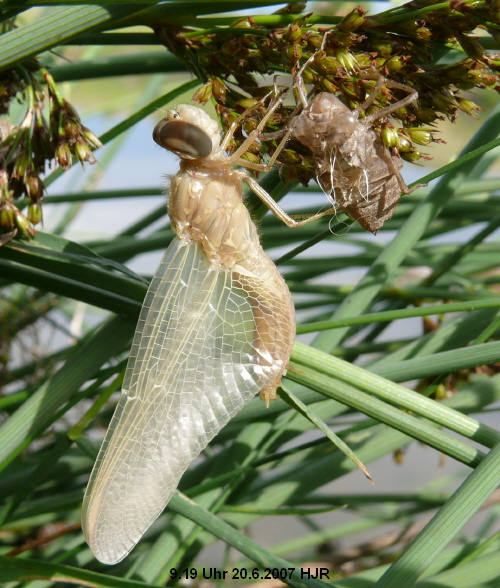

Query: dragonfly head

[153,105,220,160]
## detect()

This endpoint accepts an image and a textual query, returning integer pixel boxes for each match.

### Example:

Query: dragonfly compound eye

[153,119,213,158]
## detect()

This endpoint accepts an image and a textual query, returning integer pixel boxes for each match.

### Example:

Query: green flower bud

[0,207,15,231]
[81,127,103,149]
[416,108,438,124]
[198,53,211,67]
[457,98,481,117]
[242,118,258,134]
[26,172,44,200]
[407,129,433,145]
[222,110,238,128]
[240,152,260,165]
[431,91,456,114]
[279,165,296,184]
[237,97,261,110]
[342,83,361,100]
[394,106,408,119]
[456,33,484,60]
[355,54,373,68]
[14,210,36,238]
[280,149,302,164]
[475,72,497,87]
[374,57,388,70]
[402,150,422,163]
[335,49,357,71]
[315,53,339,74]
[396,21,419,36]
[284,24,303,43]
[372,42,393,56]
[283,43,303,65]
[331,31,354,48]
[12,152,30,179]
[415,27,431,43]
[28,202,43,225]
[212,78,227,103]
[56,143,72,170]
[221,39,239,57]
[64,120,80,141]
[444,63,471,80]
[385,56,405,73]
[397,136,412,152]
[338,7,365,32]
[321,78,337,93]
[307,34,323,50]
[62,99,80,122]
[74,141,92,163]
[301,68,316,85]
[381,127,399,148]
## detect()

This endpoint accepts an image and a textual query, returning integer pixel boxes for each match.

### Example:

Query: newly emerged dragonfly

[263,38,424,233]
[81,96,329,565]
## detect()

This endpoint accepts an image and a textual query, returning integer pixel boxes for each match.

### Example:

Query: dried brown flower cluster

[156,1,500,189]
[0,59,102,243]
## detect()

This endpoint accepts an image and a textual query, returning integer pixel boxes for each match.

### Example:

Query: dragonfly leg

[243,173,337,228]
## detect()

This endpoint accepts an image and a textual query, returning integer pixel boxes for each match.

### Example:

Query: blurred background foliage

[1,1,500,587]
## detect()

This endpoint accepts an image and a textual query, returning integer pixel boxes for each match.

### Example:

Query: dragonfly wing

[82,239,277,564]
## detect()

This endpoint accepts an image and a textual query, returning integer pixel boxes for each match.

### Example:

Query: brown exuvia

[262,39,425,233]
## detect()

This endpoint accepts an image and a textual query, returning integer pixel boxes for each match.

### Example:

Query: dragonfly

[81,94,331,565]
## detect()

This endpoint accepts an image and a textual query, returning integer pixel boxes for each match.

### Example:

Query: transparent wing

[82,238,287,564]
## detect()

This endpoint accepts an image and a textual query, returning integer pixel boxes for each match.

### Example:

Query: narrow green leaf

[0,5,142,69]
[0,555,155,588]
[0,258,142,316]
[50,51,185,82]
[375,341,500,382]
[168,493,331,588]
[287,362,484,468]
[297,298,500,334]
[375,442,500,587]
[292,342,500,448]
[0,316,135,470]
[279,384,373,484]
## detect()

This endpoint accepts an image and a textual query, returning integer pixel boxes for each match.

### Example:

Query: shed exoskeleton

[261,38,425,233]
